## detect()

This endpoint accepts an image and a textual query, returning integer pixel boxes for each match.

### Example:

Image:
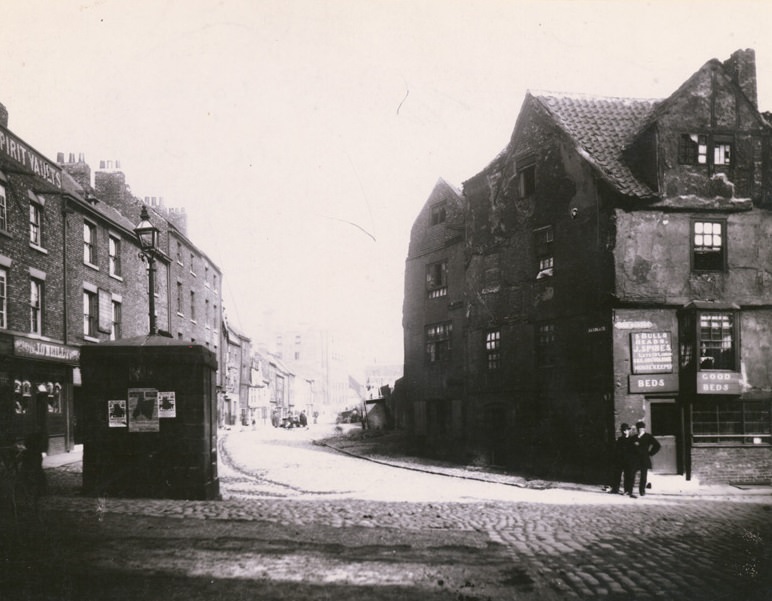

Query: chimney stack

[0,102,7,128]
[723,48,757,108]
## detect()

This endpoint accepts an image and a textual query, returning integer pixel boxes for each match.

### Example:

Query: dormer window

[430,203,446,226]
[679,134,707,165]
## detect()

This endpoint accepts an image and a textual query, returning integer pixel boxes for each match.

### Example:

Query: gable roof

[531,91,661,199]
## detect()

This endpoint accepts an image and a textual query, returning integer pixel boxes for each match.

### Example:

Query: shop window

[0,267,6,329]
[692,219,725,272]
[519,164,536,198]
[426,260,448,298]
[29,278,43,334]
[83,290,98,337]
[486,330,501,371]
[111,300,122,340]
[0,183,6,231]
[698,312,736,370]
[534,226,554,279]
[83,221,97,266]
[109,235,122,277]
[692,399,771,444]
[29,201,43,247]
[536,322,556,367]
[430,203,446,226]
[425,321,452,363]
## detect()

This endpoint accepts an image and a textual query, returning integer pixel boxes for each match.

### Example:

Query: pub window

[692,399,770,445]
[83,289,98,337]
[519,164,536,197]
[108,235,122,277]
[536,322,556,367]
[29,200,43,247]
[430,203,446,226]
[425,321,452,363]
[30,277,43,334]
[486,330,501,371]
[110,300,122,341]
[0,183,7,231]
[534,226,554,279]
[0,267,6,329]
[698,312,736,370]
[692,219,725,271]
[426,260,448,298]
[83,221,97,265]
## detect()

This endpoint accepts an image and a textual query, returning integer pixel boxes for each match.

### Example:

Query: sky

[2,0,772,373]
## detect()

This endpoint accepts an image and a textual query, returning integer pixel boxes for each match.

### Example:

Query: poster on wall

[108,400,127,428]
[127,388,159,432]
[158,391,176,418]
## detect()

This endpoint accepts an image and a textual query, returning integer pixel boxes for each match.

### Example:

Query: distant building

[402,50,772,485]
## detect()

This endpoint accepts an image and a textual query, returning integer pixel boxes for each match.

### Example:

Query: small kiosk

[79,335,219,500]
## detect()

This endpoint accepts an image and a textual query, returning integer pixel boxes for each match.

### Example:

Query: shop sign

[629,373,679,393]
[697,371,742,394]
[630,331,673,374]
[14,338,80,363]
[0,124,62,189]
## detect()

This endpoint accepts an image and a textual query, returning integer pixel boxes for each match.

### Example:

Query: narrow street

[2,424,770,600]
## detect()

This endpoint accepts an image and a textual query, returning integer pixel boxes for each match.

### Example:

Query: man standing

[609,423,636,496]
[632,420,661,497]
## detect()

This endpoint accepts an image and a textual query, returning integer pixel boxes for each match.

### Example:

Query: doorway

[647,399,679,474]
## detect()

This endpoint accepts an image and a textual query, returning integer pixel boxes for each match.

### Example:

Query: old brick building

[0,104,224,455]
[403,49,772,485]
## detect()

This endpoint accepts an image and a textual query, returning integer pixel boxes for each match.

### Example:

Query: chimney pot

[57,152,64,163]
[0,103,7,128]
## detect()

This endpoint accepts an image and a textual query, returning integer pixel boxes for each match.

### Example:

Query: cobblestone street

[2,425,770,600]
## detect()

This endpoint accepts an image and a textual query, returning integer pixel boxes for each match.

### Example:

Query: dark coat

[632,432,661,470]
[613,434,637,468]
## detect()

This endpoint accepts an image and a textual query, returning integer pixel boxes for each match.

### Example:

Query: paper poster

[127,388,159,432]
[158,391,176,418]
[108,400,127,428]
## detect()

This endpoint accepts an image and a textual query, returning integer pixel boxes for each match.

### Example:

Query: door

[648,399,679,474]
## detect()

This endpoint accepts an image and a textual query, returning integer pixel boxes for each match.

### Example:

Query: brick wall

[691,446,771,484]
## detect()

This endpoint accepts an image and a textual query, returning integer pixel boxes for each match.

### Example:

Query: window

[190,253,196,275]
[108,235,121,276]
[692,399,770,444]
[714,143,732,166]
[176,241,183,265]
[679,134,707,165]
[425,321,452,362]
[205,265,210,287]
[176,282,183,315]
[83,222,97,265]
[0,267,6,329]
[83,290,97,337]
[536,323,556,367]
[29,201,42,247]
[190,290,196,321]
[698,312,736,370]
[430,203,446,226]
[692,220,725,271]
[535,226,554,279]
[519,165,536,197]
[205,299,211,329]
[426,260,448,298]
[30,278,43,334]
[486,330,501,371]
[110,300,122,341]
[0,183,6,231]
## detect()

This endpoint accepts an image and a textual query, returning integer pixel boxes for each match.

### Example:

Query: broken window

[486,330,501,371]
[426,260,448,298]
[425,321,452,363]
[534,226,554,279]
[518,164,535,198]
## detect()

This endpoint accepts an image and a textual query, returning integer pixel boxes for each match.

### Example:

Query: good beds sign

[0,125,62,189]
[697,371,742,395]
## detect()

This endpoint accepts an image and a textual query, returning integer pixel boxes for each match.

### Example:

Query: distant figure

[608,423,636,496]
[313,411,319,424]
[299,410,308,429]
[20,432,47,501]
[631,421,661,497]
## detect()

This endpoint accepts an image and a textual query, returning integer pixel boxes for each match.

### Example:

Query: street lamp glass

[134,206,158,253]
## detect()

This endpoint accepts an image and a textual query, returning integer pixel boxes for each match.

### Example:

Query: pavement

[42,425,772,499]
